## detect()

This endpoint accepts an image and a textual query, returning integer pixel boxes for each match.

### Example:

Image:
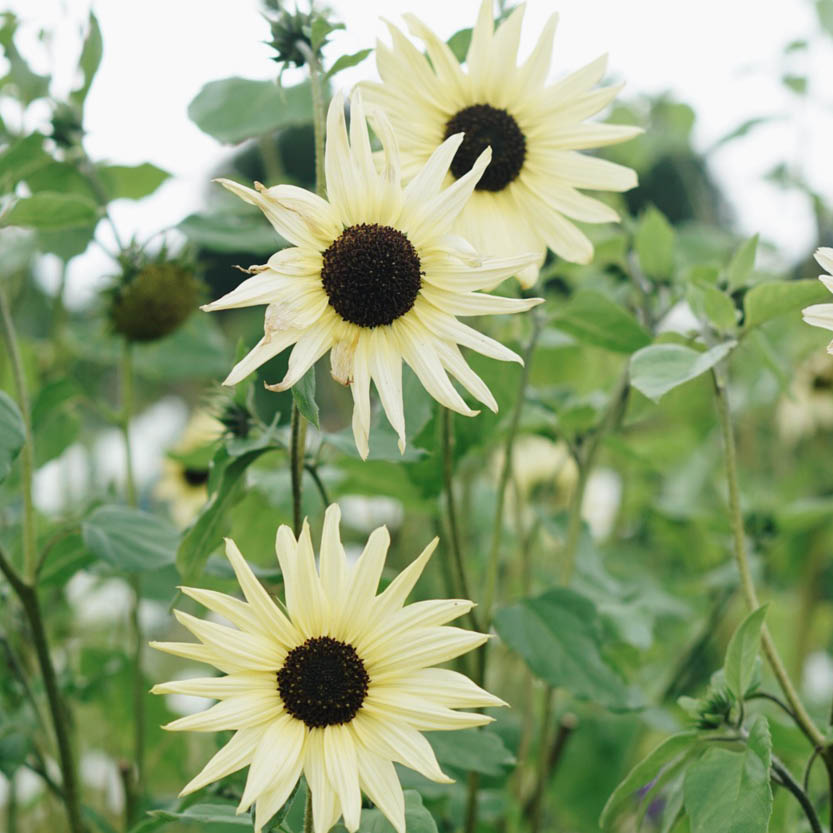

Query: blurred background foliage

[3,2,833,833]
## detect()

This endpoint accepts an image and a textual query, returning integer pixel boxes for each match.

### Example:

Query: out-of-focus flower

[776,350,833,445]
[802,247,833,350]
[204,92,541,458]
[152,505,503,833]
[362,0,640,287]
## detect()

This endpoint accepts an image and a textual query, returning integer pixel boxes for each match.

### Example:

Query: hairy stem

[0,286,37,584]
[772,756,823,833]
[290,403,308,536]
[295,42,327,199]
[712,371,825,750]
[0,547,86,833]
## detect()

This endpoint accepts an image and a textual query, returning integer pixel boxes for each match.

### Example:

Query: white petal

[149,640,243,673]
[514,12,558,91]
[163,694,282,732]
[365,625,487,675]
[179,727,261,796]
[319,503,349,612]
[253,755,305,833]
[369,328,406,454]
[372,668,507,709]
[816,247,833,275]
[802,303,833,331]
[223,330,301,387]
[351,334,372,460]
[304,730,342,833]
[420,285,543,317]
[403,13,467,101]
[266,314,338,392]
[433,340,498,412]
[355,743,405,833]
[179,586,265,634]
[324,726,362,832]
[529,150,637,192]
[338,526,391,644]
[403,133,464,207]
[422,250,539,293]
[278,520,329,638]
[202,269,292,311]
[363,692,493,731]
[151,672,275,700]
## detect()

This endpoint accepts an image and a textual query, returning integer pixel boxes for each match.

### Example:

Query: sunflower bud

[50,102,84,149]
[109,257,201,343]
[264,1,341,71]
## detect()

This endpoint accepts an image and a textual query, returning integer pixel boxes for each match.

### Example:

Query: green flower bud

[109,261,201,343]
[264,2,341,71]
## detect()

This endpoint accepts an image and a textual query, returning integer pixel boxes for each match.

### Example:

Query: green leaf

[726,234,758,290]
[600,731,698,830]
[686,278,737,331]
[82,506,179,573]
[635,207,675,280]
[630,341,736,402]
[724,605,768,700]
[782,74,808,95]
[0,14,50,104]
[70,12,103,107]
[97,163,170,201]
[426,728,515,776]
[359,791,437,833]
[2,192,99,231]
[310,18,344,51]
[447,28,472,62]
[683,714,772,833]
[325,48,372,79]
[176,446,276,583]
[39,532,94,587]
[178,210,284,254]
[494,588,633,708]
[552,290,651,354]
[291,367,320,429]
[0,133,51,190]
[0,390,25,483]
[743,279,828,330]
[819,0,833,35]
[149,802,251,828]
[188,78,313,144]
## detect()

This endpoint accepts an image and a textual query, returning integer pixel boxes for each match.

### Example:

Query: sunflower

[151,504,503,833]
[361,0,641,287]
[802,248,833,351]
[203,91,541,459]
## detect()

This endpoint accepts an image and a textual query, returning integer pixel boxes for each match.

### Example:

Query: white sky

[7,0,831,306]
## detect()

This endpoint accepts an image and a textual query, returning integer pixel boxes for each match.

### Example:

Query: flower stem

[290,403,308,536]
[440,408,480,634]
[296,42,327,199]
[119,342,145,814]
[0,285,37,585]
[0,546,86,833]
[303,784,314,833]
[711,370,826,750]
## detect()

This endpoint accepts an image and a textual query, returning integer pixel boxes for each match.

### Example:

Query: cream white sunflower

[361,0,641,287]
[151,504,503,833]
[802,248,833,351]
[203,91,541,459]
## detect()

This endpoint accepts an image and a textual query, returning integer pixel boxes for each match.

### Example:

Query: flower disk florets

[444,104,526,192]
[321,223,422,328]
[277,636,369,728]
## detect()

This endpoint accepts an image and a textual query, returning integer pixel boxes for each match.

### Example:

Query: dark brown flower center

[320,223,422,328]
[277,636,369,728]
[444,103,526,192]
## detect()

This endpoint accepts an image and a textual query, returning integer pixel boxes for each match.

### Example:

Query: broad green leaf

[176,446,276,582]
[2,192,99,231]
[97,163,170,201]
[326,48,372,79]
[726,234,758,290]
[630,341,736,402]
[292,367,320,429]
[635,207,675,280]
[683,714,772,833]
[426,728,515,776]
[494,588,633,708]
[600,731,698,830]
[82,506,179,573]
[552,290,651,354]
[687,279,737,331]
[188,78,313,144]
[32,377,81,465]
[723,605,768,700]
[178,210,284,254]
[359,791,437,833]
[149,802,250,828]
[25,161,98,200]
[744,279,828,330]
[0,14,50,104]
[39,532,94,587]
[447,28,472,62]
[0,133,51,190]
[0,390,25,483]
[70,12,103,107]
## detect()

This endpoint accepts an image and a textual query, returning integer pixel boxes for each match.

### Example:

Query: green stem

[119,343,145,814]
[0,286,37,584]
[711,370,826,750]
[303,785,313,833]
[0,547,86,833]
[440,408,480,634]
[290,403,308,536]
[772,756,823,833]
[295,41,327,199]
[529,687,554,833]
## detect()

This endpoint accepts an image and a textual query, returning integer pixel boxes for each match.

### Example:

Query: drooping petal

[151,672,275,700]
[368,327,406,454]
[324,725,362,832]
[223,330,301,387]
[355,741,406,833]
[163,694,283,732]
[179,727,261,796]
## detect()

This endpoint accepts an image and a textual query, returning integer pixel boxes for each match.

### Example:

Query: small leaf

[70,12,103,107]
[723,605,768,700]
[683,714,772,833]
[782,74,808,94]
[188,78,313,144]
[2,192,99,230]
[310,18,343,51]
[494,587,635,708]
[630,341,736,402]
[726,234,758,290]
[552,290,651,354]
[291,366,320,429]
[687,278,737,331]
[82,506,179,573]
[325,48,372,79]
[635,207,675,280]
[97,163,170,201]
[447,28,472,62]
[0,390,25,483]
[149,802,250,827]
[600,732,698,830]
[744,279,828,330]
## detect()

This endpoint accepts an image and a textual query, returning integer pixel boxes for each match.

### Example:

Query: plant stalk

[290,403,308,536]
